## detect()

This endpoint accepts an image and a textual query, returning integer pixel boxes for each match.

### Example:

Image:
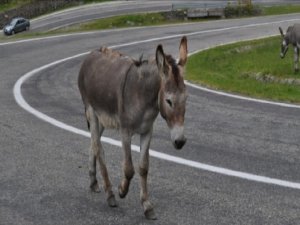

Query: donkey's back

[78,47,135,128]
[289,24,300,43]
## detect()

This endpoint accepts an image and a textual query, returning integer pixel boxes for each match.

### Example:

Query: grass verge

[53,12,209,33]
[262,4,300,16]
[186,36,300,103]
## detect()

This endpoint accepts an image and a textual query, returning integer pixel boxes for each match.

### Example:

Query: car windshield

[9,18,19,26]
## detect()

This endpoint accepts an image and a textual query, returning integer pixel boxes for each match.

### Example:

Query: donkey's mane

[100,46,149,67]
[165,55,181,86]
[287,26,294,34]
[99,47,181,86]
[133,54,149,67]
[100,46,124,57]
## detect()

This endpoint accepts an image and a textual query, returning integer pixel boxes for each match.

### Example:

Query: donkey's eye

[166,99,173,107]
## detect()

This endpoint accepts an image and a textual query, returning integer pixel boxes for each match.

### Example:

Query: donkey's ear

[178,36,188,67]
[279,27,284,38]
[156,44,169,79]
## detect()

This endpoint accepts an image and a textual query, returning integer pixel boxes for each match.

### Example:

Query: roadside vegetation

[54,12,212,33]
[0,0,110,13]
[0,0,31,12]
[262,4,300,16]
[186,36,300,103]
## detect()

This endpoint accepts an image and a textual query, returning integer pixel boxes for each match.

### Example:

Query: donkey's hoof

[144,208,157,220]
[107,195,117,207]
[118,185,128,199]
[143,201,157,220]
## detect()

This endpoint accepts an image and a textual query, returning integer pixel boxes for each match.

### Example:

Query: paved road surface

[1,1,300,225]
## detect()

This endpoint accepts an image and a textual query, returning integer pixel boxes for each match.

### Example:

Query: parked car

[3,17,30,36]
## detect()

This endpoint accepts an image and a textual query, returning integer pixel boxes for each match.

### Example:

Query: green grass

[186,36,300,103]
[52,12,211,33]
[262,4,300,16]
[57,13,168,32]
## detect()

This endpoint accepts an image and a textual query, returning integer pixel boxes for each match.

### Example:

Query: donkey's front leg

[294,46,299,72]
[139,128,156,220]
[118,130,135,198]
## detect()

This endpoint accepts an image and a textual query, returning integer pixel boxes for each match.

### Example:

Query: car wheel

[11,30,15,35]
[26,26,29,31]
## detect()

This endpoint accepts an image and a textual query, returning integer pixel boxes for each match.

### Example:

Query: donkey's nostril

[174,138,186,150]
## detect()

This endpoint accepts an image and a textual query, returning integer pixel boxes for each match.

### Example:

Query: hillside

[0,0,109,28]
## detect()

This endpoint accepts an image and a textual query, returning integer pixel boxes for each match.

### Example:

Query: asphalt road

[1,1,300,225]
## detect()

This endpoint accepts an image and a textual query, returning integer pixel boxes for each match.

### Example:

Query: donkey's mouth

[281,47,289,58]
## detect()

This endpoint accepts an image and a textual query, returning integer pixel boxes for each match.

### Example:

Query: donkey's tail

[85,106,90,131]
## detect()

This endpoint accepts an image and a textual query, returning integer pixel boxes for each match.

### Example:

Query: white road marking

[13,40,300,190]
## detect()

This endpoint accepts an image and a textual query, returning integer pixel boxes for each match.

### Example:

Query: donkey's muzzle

[170,126,186,150]
[174,137,186,149]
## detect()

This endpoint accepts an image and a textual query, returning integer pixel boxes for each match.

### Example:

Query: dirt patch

[241,72,300,86]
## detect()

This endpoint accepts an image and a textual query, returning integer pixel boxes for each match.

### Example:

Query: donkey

[78,36,188,220]
[279,24,300,72]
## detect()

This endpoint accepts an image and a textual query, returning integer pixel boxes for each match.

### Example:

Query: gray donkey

[279,24,300,72]
[78,37,188,220]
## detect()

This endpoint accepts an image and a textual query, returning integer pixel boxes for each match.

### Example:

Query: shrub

[224,1,261,18]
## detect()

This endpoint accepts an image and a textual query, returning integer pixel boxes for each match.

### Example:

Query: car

[3,17,30,36]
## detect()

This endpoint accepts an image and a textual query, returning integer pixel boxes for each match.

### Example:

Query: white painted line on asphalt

[13,43,300,190]
[186,80,300,109]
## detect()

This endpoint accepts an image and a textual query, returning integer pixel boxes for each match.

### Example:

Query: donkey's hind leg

[87,106,117,207]
[86,106,100,193]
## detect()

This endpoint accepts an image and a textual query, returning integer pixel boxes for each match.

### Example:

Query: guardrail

[171,3,228,11]
[171,2,233,18]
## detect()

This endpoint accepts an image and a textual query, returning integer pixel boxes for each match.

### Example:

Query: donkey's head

[279,26,290,58]
[156,36,188,150]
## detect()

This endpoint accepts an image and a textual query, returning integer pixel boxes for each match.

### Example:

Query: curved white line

[13,43,300,190]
